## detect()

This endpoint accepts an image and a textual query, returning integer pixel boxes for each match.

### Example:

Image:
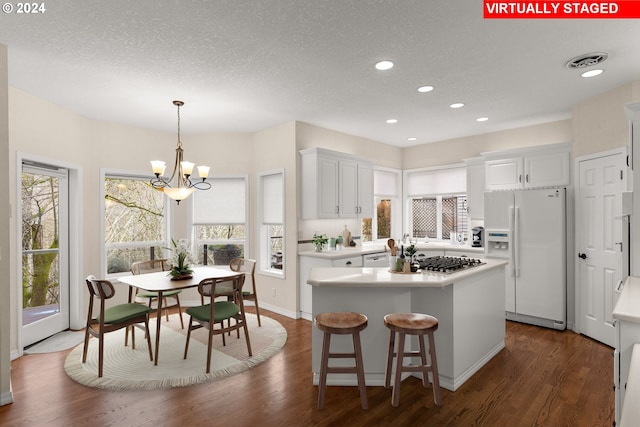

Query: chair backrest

[198,275,246,299]
[131,259,169,275]
[229,258,256,275]
[85,275,116,300]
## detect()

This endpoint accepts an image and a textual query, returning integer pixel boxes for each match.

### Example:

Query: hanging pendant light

[150,100,211,204]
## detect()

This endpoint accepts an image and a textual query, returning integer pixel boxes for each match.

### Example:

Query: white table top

[118,266,241,292]
[613,276,640,323]
[307,258,507,288]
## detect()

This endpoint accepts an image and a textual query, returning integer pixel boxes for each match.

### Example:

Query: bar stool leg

[317,331,331,410]
[352,330,368,410]
[391,332,406,407]
[384,329,396,389]
[427,331,442,406]
[418,335,429,388]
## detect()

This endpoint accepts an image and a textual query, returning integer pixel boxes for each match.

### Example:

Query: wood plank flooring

[0,309,614,426]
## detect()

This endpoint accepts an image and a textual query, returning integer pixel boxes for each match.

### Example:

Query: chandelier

[150,100,211,204]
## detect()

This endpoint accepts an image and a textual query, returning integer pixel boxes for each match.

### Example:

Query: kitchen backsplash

[298,218,362,244]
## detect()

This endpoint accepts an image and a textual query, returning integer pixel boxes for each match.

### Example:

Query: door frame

[14,152,83,358]
[573,146,627,338]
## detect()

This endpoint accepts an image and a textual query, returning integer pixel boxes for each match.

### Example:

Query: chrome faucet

[402,233,409,244]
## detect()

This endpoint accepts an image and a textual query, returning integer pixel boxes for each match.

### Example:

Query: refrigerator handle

[514,206,520,277]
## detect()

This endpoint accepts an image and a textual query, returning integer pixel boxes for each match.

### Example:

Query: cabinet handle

[355,206,358,214]
[346,261,352,265]
[519,174,522,183]
[336,206,339,214]
[526,174,529,183]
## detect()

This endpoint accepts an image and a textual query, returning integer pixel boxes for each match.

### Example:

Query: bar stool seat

[314,312,368,410]
[384,313,442,407]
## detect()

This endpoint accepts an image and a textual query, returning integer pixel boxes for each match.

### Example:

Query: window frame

[366,167,402,243]
[100,168,170,279]
[258,169,285,278]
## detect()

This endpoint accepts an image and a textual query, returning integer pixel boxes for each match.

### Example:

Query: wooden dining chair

[230,258,261,327]
[83,275,153,377]
[130,259,184,328]
[183,275,253,373]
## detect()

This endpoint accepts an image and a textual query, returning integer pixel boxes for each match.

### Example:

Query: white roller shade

[374,169,398,196]
[193,177,246,224]
[262,172,283,224]
[407,167,466,196]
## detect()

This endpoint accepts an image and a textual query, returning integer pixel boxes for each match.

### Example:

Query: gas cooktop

[417,256,485,274]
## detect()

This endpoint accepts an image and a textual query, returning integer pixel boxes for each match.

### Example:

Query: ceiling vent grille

[565,52,608,69]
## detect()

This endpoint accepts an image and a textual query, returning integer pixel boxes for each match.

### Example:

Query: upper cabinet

[485,150,570,190]
[464,157,485,219]
[300,148,374,219]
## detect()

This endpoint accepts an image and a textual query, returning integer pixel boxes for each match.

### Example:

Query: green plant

[405,244,417,258]
[312,233,328,251]
[167,238,195,277]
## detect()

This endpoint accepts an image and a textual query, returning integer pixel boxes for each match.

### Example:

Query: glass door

[21,163,69,347]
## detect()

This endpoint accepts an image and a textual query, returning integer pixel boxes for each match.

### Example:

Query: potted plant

[167,238,195,280]
[312,233,328,252]
[405,244,419,272]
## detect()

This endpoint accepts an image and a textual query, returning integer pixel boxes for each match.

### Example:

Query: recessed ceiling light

[476,117,489,122]
[408,137,417,141]
[386,119,398,124]
[581,69,604,78]
[375,60,394,71]
[417,85,434,93]
[450,103,465,109]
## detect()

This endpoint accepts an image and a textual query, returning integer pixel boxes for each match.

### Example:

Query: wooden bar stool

[384,313,442,407]
[314,312,368,410]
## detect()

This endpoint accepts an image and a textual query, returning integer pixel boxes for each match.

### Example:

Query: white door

[21,164,70,347]
[577,152,625,347]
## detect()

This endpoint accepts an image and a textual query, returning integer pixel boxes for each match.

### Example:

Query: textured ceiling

[1,1,639,147]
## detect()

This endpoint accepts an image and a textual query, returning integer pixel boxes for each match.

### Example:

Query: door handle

[578,253,587,260]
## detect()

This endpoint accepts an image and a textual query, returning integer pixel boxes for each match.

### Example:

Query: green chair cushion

[186,301,240,323]
[103,303,152,324]
[137,289,182,299]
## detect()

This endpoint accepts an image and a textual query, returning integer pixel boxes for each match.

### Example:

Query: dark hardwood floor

[0,308,614,426]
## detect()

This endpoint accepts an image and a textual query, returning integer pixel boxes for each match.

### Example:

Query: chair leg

[427,332,442,406]
[175,295,184,329]
[206,324,214,374]
[317,332,331,410]
[242,314,252,356]
[82,327,91,363]
[98,331,105,378]
[252,295,262,327]
[391,332,406,407]
[384,329,396,389]
[183,317,193,359]
[163,297,170,321]
[353,331,368,410]
[144,318,153,361]
[131,323,136,349]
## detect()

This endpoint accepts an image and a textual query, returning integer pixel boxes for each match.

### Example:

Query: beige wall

[572,82,635,158]
[403,119,574,169]
[1,45,12,405]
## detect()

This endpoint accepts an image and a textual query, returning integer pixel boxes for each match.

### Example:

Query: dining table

[118,266,243,365]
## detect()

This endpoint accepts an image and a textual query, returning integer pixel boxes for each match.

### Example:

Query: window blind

[374,169,398,196]
[193,177,246,224]
[262,172,283,224]
[406,166,466,196]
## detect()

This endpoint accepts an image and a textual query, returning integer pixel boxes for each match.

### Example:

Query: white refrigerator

[484,188,566,330]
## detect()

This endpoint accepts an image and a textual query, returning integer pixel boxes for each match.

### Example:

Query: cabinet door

[339,160,359,218]
[318,157,340,218]
[485,158,524,190]
[357,163,374,217]
[466,161,485,219]
[525,151,570,188]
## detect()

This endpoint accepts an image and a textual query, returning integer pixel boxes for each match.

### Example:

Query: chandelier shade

[150,100,211,204]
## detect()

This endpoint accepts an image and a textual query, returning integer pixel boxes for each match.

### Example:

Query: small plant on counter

[405,244,417,260]
[312,233,328,252]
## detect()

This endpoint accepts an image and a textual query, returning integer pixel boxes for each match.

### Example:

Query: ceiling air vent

[565,52,608,69]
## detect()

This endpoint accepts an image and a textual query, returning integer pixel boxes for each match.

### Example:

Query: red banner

[484,1,640,18]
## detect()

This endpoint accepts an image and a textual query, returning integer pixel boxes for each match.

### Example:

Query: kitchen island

[307,259,507,391]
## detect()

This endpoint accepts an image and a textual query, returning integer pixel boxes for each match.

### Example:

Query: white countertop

[613,276,640,323]
[306,258,507,288]
[299,242,484,260]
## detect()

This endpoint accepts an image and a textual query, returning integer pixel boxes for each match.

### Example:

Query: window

[362,168,401,242]
[259,170,284,275]
[405,165,467,241]
[103,173,167,276]
[192,176,247,266]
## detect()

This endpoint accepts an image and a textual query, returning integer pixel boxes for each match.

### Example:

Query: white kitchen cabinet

[332,255,363,268]
[301,148,374,219]
[465,157,485,219]
[485,151,570,190]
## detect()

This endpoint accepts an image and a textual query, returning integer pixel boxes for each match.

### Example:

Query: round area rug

[64,313,286,390]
